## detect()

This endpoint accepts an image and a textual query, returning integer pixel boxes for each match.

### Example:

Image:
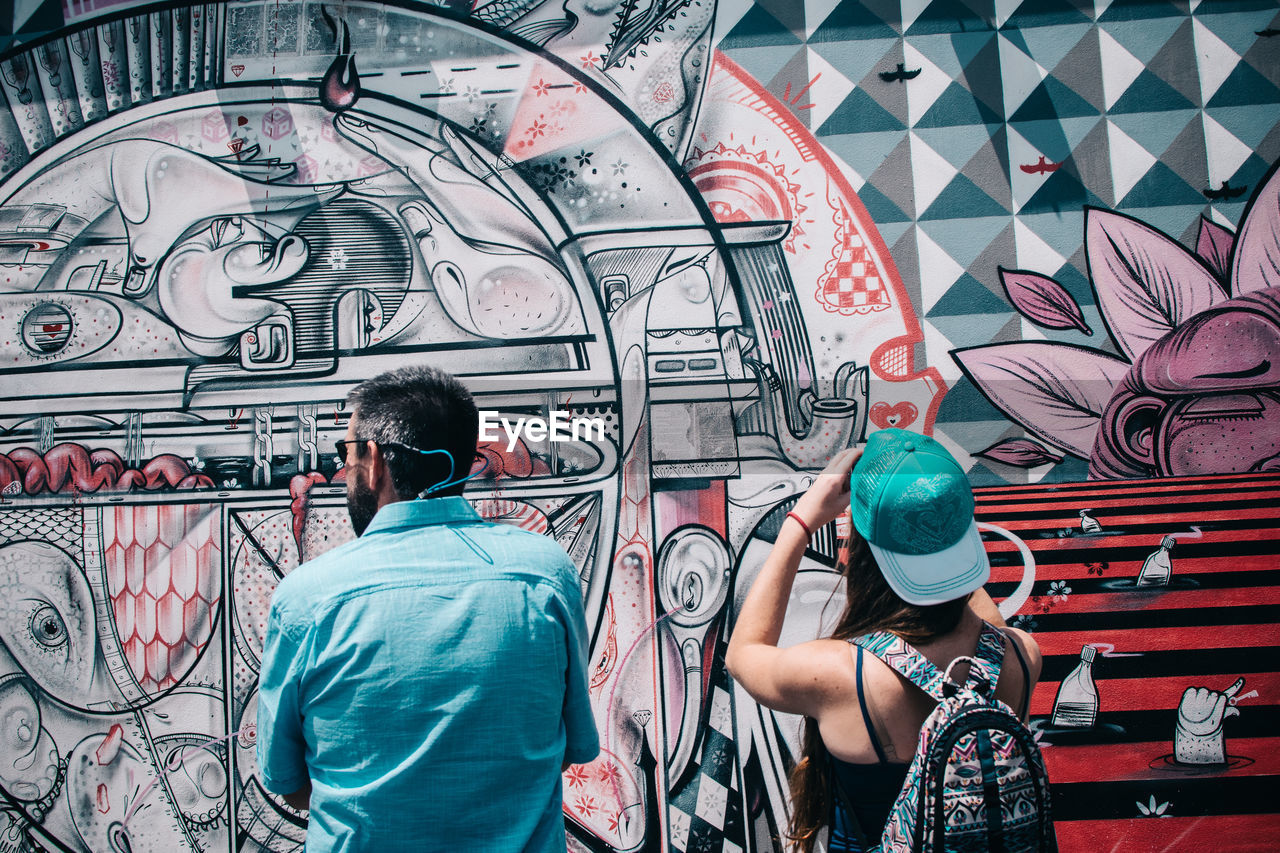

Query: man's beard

[346,478,379,537]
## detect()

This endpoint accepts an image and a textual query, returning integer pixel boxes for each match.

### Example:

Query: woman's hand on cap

[793,446,862,529]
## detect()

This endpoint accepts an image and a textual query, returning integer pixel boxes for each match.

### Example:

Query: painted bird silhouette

[1256,28,1279,37]
[879,63,921,82]
[1204,181,1248,200]
[1020,155,1062,175]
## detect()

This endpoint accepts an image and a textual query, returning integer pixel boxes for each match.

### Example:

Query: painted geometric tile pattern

[716,0,1280,486]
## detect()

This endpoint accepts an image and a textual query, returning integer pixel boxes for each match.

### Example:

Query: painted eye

[29,604,68,649]
[212,217,244,248]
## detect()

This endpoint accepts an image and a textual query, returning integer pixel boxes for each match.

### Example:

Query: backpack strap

[857,622,1008,702]
[966,621,1006,699]
[854,631,947,702]
[973,621,1006,678]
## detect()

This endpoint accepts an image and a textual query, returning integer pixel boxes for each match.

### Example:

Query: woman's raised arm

[725,447,862,715]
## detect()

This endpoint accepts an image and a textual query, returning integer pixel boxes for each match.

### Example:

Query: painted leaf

[953,342,1131,458]
[1232,162,1280,295]
[1086,209,1227,362]
[1195,216,1235,284]
[999,267,1092,334]
[975,438,1064,468]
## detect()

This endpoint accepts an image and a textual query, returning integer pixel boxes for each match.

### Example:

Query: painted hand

[1174,677,1244,764]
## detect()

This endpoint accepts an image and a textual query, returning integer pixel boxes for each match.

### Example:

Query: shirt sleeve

[556,564,601,766]
[256,594,311,795]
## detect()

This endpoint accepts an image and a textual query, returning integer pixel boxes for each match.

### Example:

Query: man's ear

[365,442,401,502]
[364,441,388,486]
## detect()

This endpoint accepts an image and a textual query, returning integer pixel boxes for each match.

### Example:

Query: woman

[726,430,1042,852]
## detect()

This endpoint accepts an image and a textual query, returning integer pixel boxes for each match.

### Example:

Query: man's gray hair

[346,365,479,498]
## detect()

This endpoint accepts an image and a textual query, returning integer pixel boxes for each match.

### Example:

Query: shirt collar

[362,495,482,535]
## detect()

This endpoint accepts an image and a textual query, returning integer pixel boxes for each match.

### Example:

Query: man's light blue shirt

[256,496,599,852]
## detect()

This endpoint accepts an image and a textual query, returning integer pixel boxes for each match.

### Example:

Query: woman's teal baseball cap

[849,428,989,605]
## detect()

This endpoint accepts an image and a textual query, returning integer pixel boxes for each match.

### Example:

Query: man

[256,365,599,851]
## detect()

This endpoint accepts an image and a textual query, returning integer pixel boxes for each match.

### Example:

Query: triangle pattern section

[1050,25,1106,115]
[921,174,1011,219]
[809,0,901,43]
[1145,18,1204,108]
[818,86,906,135]
[720,4,804,49]
[1000,0,1094,29]
[1108,68,1197,114]
[907,0,994,35]
[1205,59,1280,109]
[1009,75,1100,122]
[1118,160,1205,209]
[918,81,1003,127]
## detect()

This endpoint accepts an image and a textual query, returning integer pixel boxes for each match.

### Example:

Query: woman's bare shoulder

[795,637,863,698]
[1001,626,1044,680]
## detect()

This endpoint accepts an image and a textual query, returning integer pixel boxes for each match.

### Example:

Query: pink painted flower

[955,163,1280,478]
[597,760,622,786]
[564,765,589,789]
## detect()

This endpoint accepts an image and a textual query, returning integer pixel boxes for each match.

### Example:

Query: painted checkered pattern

[667,664,747,852]
[820,219,890,313]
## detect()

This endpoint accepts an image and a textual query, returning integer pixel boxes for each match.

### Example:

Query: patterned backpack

[843,622,1057,853]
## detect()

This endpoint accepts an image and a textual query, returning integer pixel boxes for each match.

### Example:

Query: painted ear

[1105,394,1167,469]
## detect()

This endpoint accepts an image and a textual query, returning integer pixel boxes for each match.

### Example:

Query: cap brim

[866,518,990,606]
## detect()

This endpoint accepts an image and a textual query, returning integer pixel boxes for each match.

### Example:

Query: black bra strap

[855,645,890,765]
[1006,632,1032,718]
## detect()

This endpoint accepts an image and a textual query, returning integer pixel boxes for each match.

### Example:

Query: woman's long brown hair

[784,531,969,852]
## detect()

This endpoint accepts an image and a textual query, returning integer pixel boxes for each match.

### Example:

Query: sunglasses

[335,438,375,460]
[335,438,428,460]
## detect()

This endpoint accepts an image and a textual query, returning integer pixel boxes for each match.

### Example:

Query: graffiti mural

[0,1,1277,851]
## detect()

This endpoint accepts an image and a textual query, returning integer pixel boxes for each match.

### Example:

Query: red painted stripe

[976,472,1280,496]
[1030,673,1280,715]
[987,557,1279,587]
[978,516,1280,538]
[983,538,1280,561]
[1053,814,1280,852]
[978,495,1280,520]
[1013,585,1280,616]
[980,484,1280,505]
[1042,737,1280,784]
[1029,625,1278,656]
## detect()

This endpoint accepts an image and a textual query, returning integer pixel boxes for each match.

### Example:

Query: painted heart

[231,64,245,77]
[870,401,918,429]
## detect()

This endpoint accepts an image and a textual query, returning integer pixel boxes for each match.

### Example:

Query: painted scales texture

[857,623,1055,852]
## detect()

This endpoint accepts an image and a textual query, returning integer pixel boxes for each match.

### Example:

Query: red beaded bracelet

[786,511,813,543]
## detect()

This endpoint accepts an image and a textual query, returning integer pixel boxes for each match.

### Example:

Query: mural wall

[0,1,1276,850]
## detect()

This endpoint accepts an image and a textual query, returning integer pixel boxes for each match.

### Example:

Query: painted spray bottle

[1051,644,1099,728]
